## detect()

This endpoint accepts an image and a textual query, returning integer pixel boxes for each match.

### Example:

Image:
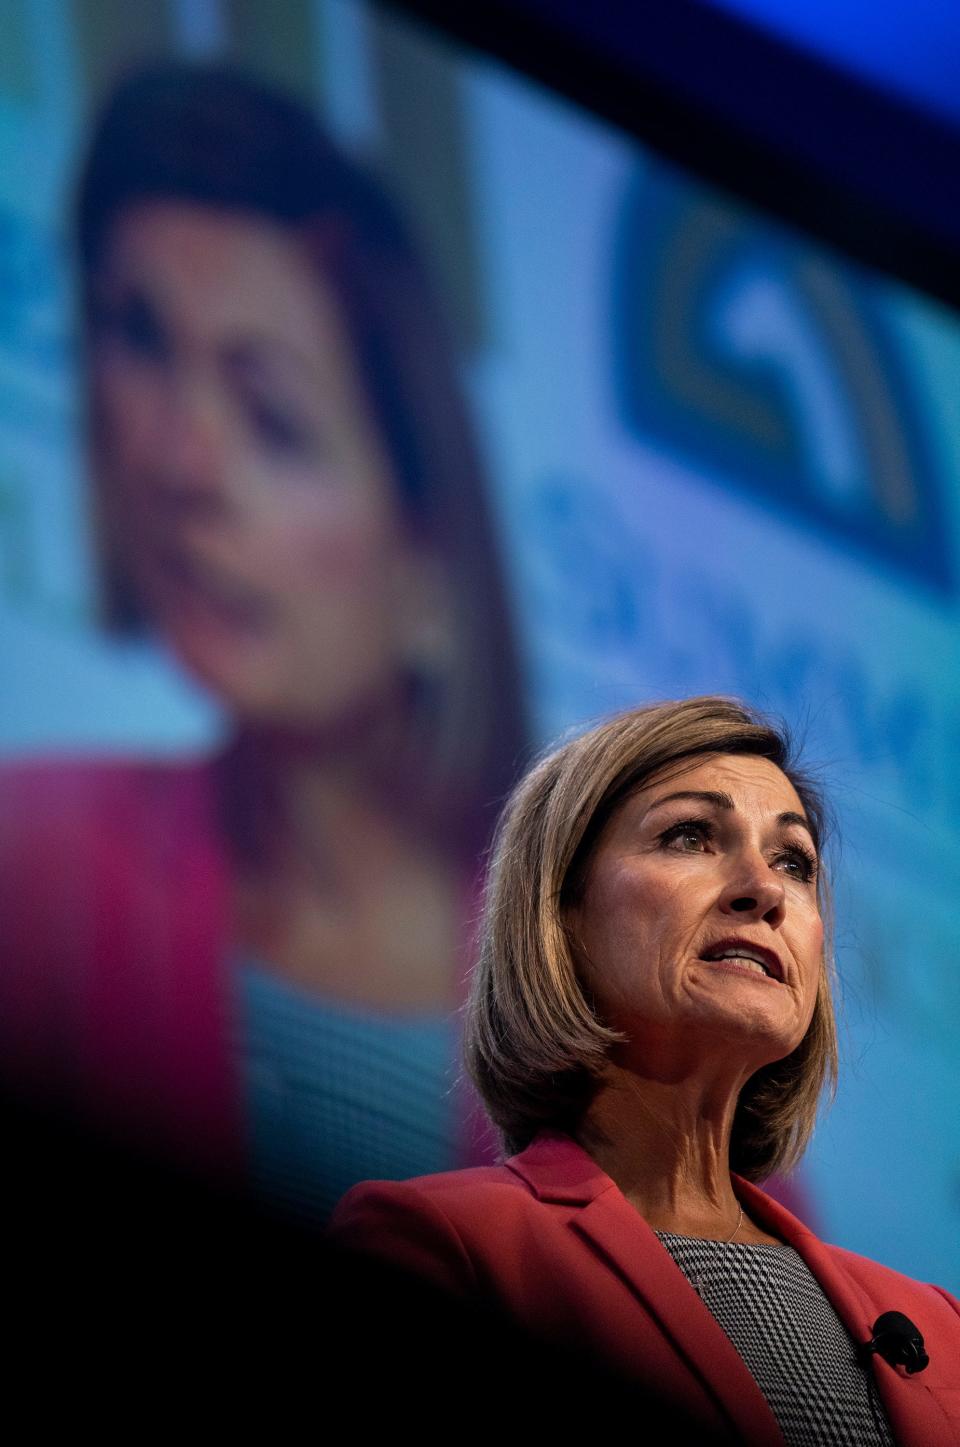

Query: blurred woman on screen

[0,63,526,1217]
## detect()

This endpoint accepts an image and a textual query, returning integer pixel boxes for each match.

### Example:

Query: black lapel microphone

[862,1311,930,1375]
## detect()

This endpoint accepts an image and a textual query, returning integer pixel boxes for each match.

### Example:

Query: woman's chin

[679,990,806,1063]
[163,627,276,710]
[170,649,389,741]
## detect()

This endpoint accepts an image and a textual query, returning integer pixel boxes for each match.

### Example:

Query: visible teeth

[708,951,771,976]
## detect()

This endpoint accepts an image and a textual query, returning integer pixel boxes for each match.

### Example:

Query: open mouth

[155,549,272,629]
[698,940,784,982]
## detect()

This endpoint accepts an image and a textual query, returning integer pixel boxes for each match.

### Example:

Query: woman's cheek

[95,365,166,470]
[279,483,400,583]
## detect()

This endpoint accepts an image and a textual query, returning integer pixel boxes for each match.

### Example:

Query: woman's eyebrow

[777,810,815,841]
[224,334,322,384]
[645,789,735,814]
[644,792,816,842]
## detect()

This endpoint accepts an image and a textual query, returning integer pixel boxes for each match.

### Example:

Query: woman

[331,697,960,1444]
[0,63,525,1215]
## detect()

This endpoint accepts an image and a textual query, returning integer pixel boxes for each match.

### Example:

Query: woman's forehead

[99,201,343,369]
[625,753,806,822]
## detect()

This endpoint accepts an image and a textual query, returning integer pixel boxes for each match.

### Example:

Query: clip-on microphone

[862,1311,929,1375]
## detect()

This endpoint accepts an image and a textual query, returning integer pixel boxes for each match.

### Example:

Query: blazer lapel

[510,1136,955,1445]
[509,1136,786,1445]
[574,1188,787,1445]
[735,1178,958,1446]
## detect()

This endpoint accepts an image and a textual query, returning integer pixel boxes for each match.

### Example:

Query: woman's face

[90,201,439,728]
[567,753,824,1083]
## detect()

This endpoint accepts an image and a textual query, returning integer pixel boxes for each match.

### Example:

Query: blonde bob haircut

[465,696,839,1182]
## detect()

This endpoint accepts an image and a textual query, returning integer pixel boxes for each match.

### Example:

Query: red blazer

[0,758,239,1170]
[0,757,493,1175]
[330,1133,960,1445]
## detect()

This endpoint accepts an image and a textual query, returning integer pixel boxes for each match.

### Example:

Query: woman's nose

[153,369,231,516]
[719,852,786,924]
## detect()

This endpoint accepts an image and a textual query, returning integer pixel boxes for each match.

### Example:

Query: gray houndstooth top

[656,1233,897,1446]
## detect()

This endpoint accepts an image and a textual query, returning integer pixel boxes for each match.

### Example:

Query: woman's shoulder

[0,751,213,798]
[0,753,226,926]
[0,752,218,845]
[825,1241,960,1320]
[328,1163,536,1291]
[331,1133,602,1221]
[333,1161,528,1228]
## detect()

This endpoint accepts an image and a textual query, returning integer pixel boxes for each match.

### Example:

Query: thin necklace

[689,1203,744,1301]
[724,1202,744,1244]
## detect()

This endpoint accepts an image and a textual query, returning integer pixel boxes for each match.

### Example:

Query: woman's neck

[220,697,414,873]
[577,1062,758,1240]
[219,722,460,1008]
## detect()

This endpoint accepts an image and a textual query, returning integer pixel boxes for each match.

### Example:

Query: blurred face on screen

[89,201,440,729]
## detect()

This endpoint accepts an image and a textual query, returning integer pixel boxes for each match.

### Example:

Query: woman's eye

[246,395,313,458]
[661,822,712,852]
[94,293,170,363]
[776,848,818,883]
